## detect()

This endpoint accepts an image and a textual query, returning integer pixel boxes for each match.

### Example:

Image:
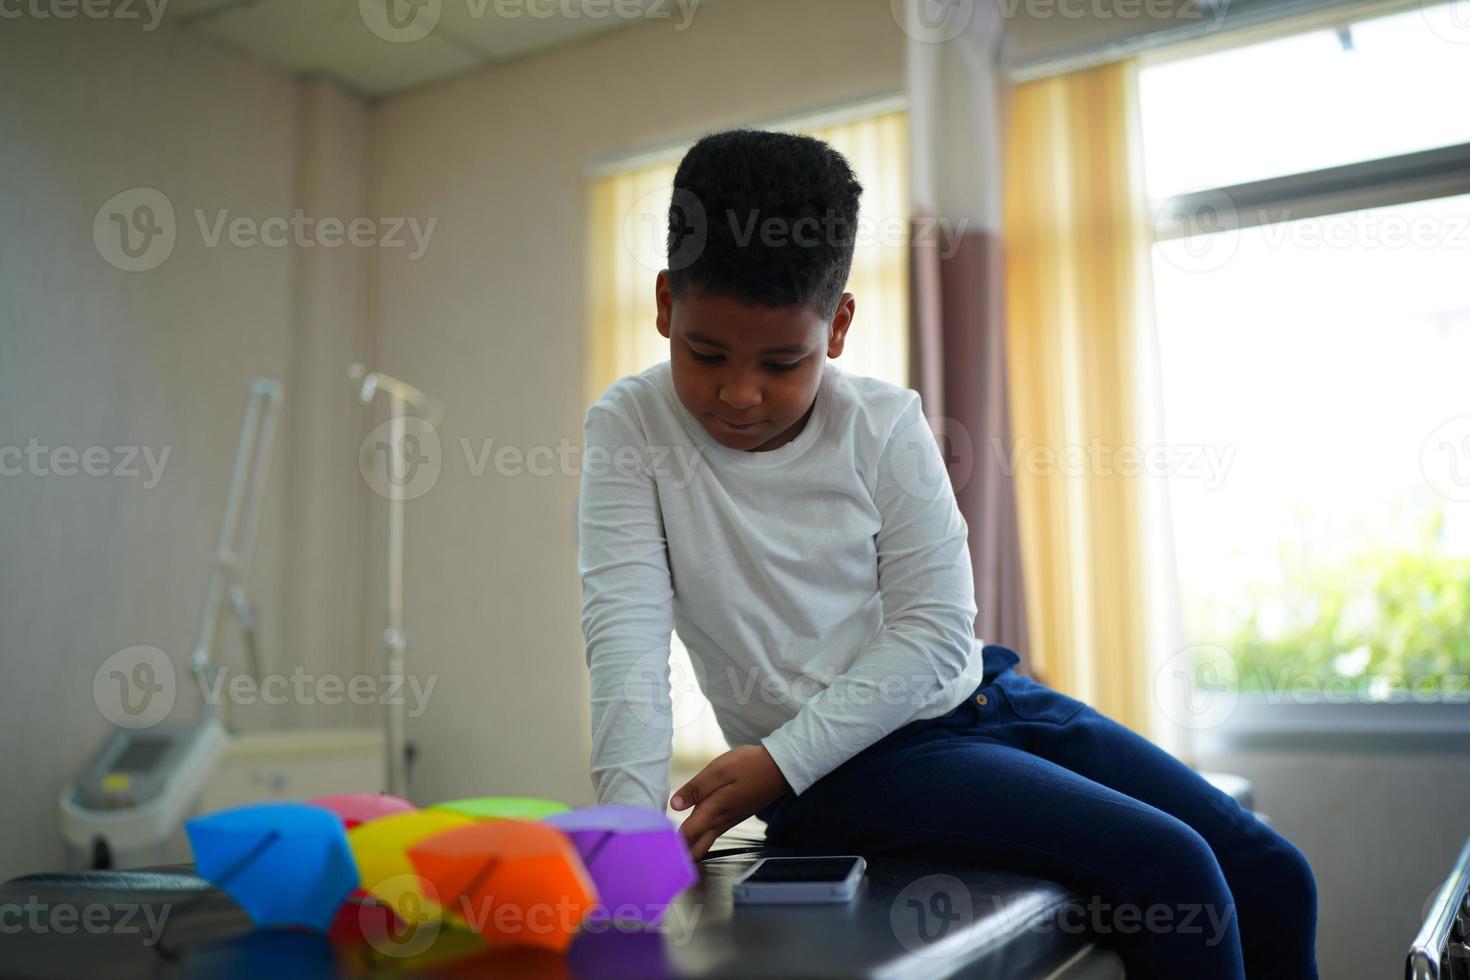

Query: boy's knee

[1133,816,1231,897]
[1175,822,1229,881]
[1226,822,1318,937]
[1110,818,1239,944]
[1269,835,1319,923]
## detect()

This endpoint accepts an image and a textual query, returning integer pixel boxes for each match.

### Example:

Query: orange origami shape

[407,819,598,953]
[348,809,475,925]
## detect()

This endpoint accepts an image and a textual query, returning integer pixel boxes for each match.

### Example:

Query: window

[1139,5,1470,201]
[1139,6,1470,706]
[585,103,911,763]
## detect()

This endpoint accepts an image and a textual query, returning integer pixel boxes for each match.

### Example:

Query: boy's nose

[719,379,762,411]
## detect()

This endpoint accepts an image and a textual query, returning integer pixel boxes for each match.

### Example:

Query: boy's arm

[578,400,676,812]
[759,394,978,795]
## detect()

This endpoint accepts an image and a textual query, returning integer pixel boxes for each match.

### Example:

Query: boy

[579,127,981,848]
[578,129,1317,978]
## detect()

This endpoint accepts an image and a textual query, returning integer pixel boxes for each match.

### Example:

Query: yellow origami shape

[348,810,474,926]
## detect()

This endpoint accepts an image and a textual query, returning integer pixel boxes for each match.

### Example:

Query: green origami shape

[429,796,571,822]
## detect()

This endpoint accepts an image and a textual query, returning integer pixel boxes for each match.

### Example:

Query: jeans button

[975,693,988,706]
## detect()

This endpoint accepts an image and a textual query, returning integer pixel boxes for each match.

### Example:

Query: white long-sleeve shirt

[577,358,984,811]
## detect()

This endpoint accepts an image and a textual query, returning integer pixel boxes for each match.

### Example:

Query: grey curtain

[903,0,1032,665]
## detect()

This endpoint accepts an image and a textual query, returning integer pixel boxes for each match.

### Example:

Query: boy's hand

[671,745,791,861]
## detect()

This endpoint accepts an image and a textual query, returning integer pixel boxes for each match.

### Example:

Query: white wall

[0,21,373,878]
[1197,746,1470,979]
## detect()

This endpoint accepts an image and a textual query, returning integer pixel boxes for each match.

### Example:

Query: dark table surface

[0,828,1121,979]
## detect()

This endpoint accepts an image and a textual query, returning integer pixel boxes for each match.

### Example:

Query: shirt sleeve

[760,394,979,795]
[577,397,676,812]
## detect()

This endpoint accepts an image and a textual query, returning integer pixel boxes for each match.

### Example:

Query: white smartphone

[731,855,867,904]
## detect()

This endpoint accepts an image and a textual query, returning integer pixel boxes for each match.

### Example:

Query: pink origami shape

[310,793,416,830]
[310,793,419,907]
[543,805,696,924]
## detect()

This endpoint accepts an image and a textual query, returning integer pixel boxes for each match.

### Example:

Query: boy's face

[655,270,853,452]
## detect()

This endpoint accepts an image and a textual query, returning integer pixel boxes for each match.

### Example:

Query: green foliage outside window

[1194,510,1470,699]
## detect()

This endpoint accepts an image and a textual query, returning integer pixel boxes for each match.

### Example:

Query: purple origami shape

[186,802,358,932]
[544,805,697,924]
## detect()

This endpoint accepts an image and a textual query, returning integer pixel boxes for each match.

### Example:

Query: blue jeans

[755,644,1318,979]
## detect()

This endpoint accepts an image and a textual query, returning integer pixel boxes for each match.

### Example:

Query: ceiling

[165,0,709,99]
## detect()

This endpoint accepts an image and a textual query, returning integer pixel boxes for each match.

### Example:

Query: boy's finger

[678,798,719,843]
[670,764,732,811]
[669,777,702,811]
[688,828,721,861]
[683,816,726,860]
[679,785,740,845]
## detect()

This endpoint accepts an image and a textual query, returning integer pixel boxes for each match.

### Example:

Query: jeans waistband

[980,643,1022,684]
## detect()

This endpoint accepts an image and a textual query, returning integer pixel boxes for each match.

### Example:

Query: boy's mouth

[709,414,766,432]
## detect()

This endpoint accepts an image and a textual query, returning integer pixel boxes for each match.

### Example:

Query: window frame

[1154,140,1470,242]
[1193,693,1470,753]
[1138,40,1470,746]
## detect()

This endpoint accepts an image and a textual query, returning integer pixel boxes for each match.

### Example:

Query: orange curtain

[1003,58,1166,738]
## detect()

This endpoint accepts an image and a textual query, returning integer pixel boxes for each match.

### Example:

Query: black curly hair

[666,129,863,320]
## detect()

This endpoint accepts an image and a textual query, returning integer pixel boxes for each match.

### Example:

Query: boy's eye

[690,351,802,373]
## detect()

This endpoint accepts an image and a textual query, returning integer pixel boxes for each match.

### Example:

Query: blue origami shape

[186,802,359,932]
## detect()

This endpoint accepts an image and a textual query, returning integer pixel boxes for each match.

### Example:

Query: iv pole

[191,378,282,722]
[349,364,442,798]
[61,379,280,871]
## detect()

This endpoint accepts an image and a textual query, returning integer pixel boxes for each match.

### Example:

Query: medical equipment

[198,726,386,812]
[1407,835,1470,979]
[349,363,442,798]
[60,379,282,869]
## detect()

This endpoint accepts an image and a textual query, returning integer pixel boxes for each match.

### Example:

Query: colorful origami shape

[184,926,337,976]
[567,923,671,976]
[311,793,418,908]
[331,909,490,973]
[443,945,575,979]
[407,819,597,952]
[431,796,571,821]
[348,809,475,927]
[543,804,696,924]
[310,792,416,829]
[185,802,357,932]
[326,891,397,944]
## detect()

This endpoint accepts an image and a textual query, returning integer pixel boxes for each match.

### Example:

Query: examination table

[0,773,1255,979]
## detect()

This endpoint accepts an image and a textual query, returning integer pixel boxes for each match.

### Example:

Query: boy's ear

[655,270,673,340]
[826,292,855,358]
